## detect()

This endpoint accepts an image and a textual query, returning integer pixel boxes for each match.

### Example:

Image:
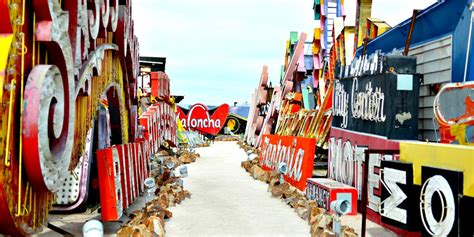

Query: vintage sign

[419,167,462,236]
[244,66,268,146]
[139,102,177,149]
[379,160,417,232]
[396,142,474,236]
[332,69,420,140]
[328,127,402,230]
[0,0,140,233]
[434,82,474,145]
[116,145,130,210]
[379,156,469,236]
[340,53,417,79]
[259,135,316,191]
[53,127,96,212]
[306,178,358,215]
[150,72,170,98]
[328,127,399,198]
[96,147,124,221]
[95,140,152,221]
[176,104,230,135]
[219,114,248,135]
[328,141,474,236]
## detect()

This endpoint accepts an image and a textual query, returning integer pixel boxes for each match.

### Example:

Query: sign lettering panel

[259,135,316,191]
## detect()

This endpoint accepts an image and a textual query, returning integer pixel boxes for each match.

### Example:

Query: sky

[132,0,437,106]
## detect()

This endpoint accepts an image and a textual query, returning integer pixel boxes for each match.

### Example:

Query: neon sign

[259,135,316,191]
[176,104,230,135]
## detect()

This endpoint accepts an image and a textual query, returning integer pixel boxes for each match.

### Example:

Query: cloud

[133,0,313,105]
[371,0,438,26]
[133,0,438,105]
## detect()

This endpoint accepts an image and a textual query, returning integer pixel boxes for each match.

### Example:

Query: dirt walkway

[165,141,310,236]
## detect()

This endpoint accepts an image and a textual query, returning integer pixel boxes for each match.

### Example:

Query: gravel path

[166,141,310,237]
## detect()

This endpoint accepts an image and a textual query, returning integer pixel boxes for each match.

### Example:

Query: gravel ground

[165,141,310,237]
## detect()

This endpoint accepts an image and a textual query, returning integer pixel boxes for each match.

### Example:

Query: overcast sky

[133,0,437,106]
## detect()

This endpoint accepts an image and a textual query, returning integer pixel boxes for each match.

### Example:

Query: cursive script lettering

[333,81,349,128]
[351,78,386,122]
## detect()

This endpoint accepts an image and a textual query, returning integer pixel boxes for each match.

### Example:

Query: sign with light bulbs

[259,135,316,191]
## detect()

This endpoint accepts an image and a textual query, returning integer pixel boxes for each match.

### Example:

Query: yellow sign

[400,142,474,197]
[177,116,187,143]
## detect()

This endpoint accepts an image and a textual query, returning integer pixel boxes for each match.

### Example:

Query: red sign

[150,72,170,98]
[306,178,358,215]
[176,104,230,135]
[328,127,399,200]
[328,127,400,229]
[259,135,316,191]
[139,102,177,149]
[96,147,124,221]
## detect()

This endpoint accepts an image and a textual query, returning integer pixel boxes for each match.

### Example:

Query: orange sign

[260,135,316,191]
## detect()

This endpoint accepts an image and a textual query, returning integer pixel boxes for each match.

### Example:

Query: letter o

[419,175,455,236]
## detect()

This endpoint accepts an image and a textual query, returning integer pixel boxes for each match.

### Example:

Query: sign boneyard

[391,142,474,236]
[176,104,230,135]
[0,0,184,234]
[260,135,316,191]
[328,128,400,214]
[116,149,197,237]
[329,54,474,236]
[329,136,474,236]
[328,55,419,226]
[0,0,143,234]
[239,142,359,237]
[332,55,420,140]
[241,0,474,236]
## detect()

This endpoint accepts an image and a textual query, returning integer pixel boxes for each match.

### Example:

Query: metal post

[361,151,369,237]
[404,10,420,56]
[362,38,369,56]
